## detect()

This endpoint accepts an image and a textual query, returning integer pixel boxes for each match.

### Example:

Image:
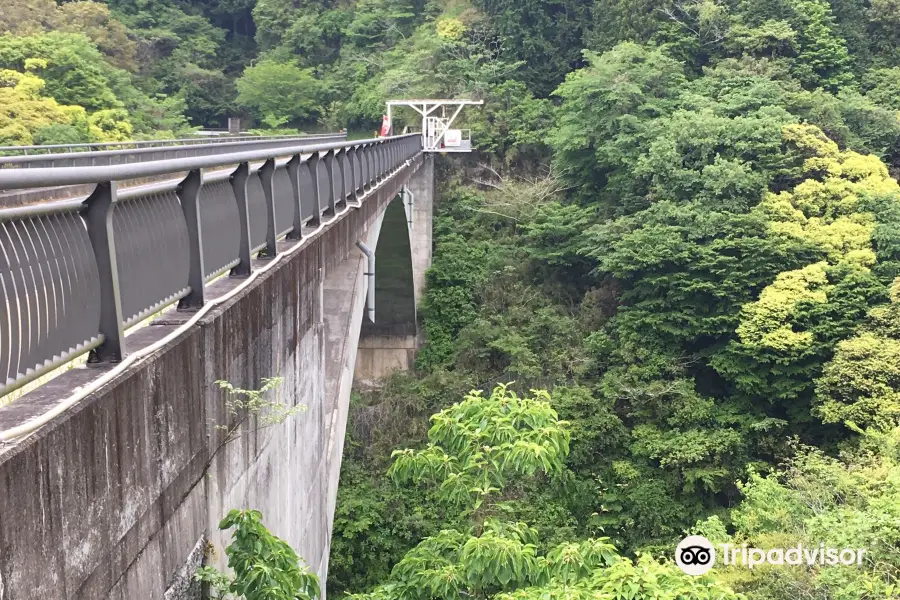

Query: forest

[3,0,900,597]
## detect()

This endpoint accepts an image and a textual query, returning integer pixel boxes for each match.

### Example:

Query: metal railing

[0,133,422,398]
[0,132,344,157]
[0,133,347,170]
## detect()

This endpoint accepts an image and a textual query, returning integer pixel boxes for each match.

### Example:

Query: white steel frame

[386,99,483,152]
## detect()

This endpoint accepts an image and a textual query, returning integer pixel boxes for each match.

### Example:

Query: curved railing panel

[316,159,330,214]
[273,165,294,237]
[299,163,316,223]
[201,180,241,280]
[330,156,341,207]
[114,190,191,327]
[0,209,102,394]
[340,152,352,203]
[247,173,268,253]
[353,152,363,194]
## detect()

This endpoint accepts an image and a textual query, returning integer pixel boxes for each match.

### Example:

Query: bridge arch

[354,194,418,385]
[354,155,434,387]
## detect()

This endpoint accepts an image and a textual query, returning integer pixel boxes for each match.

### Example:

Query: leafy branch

[214,377,306,443]
[470,164,570,224]
[196,509,320,600]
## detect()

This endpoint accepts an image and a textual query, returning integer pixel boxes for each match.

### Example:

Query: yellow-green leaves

[816,332,900,428]
[0,68,89,145]
[722,124,900,389]
[736,262,829,352]
[435,18,464,40]
[88,108,133,141]
[213,377,308,443]
[813,279,900,429]
[494,553,743,600]
[782,122,841,159]
[755,124,899,269]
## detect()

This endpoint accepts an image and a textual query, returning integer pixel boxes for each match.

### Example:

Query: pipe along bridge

[0,133,435,599]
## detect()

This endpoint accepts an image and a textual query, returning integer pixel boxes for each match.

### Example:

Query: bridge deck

[0,134,423,405]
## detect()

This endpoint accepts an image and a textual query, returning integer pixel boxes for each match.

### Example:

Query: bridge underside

[0,155,431,599]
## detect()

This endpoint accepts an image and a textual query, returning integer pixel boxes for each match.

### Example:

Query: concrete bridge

[0,134,435,599]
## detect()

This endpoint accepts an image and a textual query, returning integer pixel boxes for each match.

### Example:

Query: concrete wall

[353,155,434,385]
[0,155,423,600]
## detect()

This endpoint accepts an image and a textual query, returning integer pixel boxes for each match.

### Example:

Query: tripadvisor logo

[675,535,867,576]
[676,535,716,575]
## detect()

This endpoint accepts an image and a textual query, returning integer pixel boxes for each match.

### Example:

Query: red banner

[379,115,391,137]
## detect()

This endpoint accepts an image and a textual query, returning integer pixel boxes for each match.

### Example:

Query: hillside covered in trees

[4,0,900,597]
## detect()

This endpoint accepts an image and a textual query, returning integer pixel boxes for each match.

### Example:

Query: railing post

[347,146,359,205]
[287,154,303,239]
[375,142,383,183]
[259,158,278,258]
[308,152,322,227]
[334,149,347,211]
[323,150,337,217]
[362,144,372,193]
[84,181,125,363]
[357,145,366,198]
[230,162,253,276]
[177,169,206,308]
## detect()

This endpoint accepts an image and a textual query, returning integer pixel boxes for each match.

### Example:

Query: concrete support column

[353,157,433,387]
[407,154,434,309]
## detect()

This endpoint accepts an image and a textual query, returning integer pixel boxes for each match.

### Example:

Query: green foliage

[863,67,900,112]
[467,80,554,166]
[786,0,854,90]
[0,32,122,111]
[328,456,449,597]
[0,30,195,138]
[389,384,570,514]
[496,553,743,600]
[347,388,742,600]
[471,0,591,96]
[0,0,137,69]
[712,123,900,409]
[722,430,900,598]
[196,509,321,600]
[328,371,478,597]
[815,279,900,430]
[550,43,687,209]
[236,60,322,127]
[415,214,490,371]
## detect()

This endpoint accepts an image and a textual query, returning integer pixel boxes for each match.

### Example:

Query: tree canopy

[6,0,900,598]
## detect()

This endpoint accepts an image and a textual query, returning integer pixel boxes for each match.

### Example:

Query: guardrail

[0,133,422,398]
[0,133,347,170]
[0,132,342,154]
